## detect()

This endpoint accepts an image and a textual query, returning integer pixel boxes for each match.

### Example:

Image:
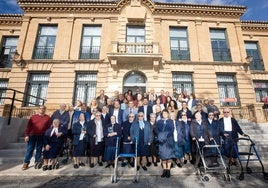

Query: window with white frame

[169,27,190,60]
[0,79,8,105]
[245,41,264,71]
[217,74,239,106]
[0,37,18,68]
[253,81,268,103]
[33,25,57,59]
[126,26,145,53]
[172,73,194,94]
[210,29,231,62]
[25,73,49,106]
[80,25,102,59]
[73,72,97,105]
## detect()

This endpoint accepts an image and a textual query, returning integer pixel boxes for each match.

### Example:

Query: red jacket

[25,114,51,137]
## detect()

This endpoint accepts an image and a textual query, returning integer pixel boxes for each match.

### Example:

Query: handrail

[0,88,46,125]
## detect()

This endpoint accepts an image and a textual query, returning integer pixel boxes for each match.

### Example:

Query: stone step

[7,142,27,149]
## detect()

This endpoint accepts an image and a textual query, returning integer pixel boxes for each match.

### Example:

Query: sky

[0,0,267,21]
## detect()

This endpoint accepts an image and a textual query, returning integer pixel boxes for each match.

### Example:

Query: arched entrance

[123,71,147,94]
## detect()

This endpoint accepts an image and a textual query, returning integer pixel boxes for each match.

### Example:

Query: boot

[166,169,171,178]
[161,169,167,178]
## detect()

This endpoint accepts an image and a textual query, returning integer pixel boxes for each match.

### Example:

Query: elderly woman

[155,109,174,178]
[42,119,67,171]
[72,113,89,169]
[130,112,152,171]
[103,115,122,168]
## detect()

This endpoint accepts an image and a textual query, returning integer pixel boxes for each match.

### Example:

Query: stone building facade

[0,0,268,122]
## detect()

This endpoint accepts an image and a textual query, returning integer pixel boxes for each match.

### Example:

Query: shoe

[142,166,147,171]
[161,170,167,178]
[48,165,52,170]
[177,163,182,168]
[190,160,194,165]
[79,162,85,167]
[146,162,152,167]
[90,163,94,168]
[42,165,48,171]
[171,163,174,168]
[130,162,135,167]
[153,162,158,167]
[73,164,79,169]
[184,159,187,164]
[98,162,103,166]
[105,164,111,168]
[22,163,29,171]
[137,166,140,171]
[166,170,171,178]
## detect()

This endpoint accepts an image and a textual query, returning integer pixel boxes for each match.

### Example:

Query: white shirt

[50,127,58,137]
[113,109,119,123]
[173,120,178,142]
[143,105,148,121]
[95,119,103,143]
[79,121,85,140]
[223,117,232,132]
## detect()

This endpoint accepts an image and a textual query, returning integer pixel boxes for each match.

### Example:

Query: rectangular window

[25,73,49,106]
[245,42,264,71]
[33,25,57,59]
[217,74,239,106]
[253,81,268,102]
[210,29,231,61]
[170,27,190,60]
[0,79,8,105]
[0,37,18,68]
[126,26,145,53]
[80,25,101,59]
[73,72,97,105]
[172,73,194,94]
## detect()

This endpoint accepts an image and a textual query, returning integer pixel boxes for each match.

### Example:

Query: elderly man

[22,105,51,170]
[51,103,70,130]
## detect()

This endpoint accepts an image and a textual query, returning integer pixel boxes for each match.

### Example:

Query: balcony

[212,48,231,62]
[80,46,100,59]
[170,47,190,60]
[33,46,54,59]
[250,59,265,71]
[107,42,163,78]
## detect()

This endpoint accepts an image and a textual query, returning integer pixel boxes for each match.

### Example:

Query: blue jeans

[24,135,44,164]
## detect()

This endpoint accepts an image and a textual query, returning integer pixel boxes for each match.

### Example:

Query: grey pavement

[0,158,268,188]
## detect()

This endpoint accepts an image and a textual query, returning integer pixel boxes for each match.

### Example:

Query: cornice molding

[241,21,268,31]
[0,14,23,25]
[18,0,246,18]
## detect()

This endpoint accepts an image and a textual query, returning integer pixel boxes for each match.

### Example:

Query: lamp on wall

[11,50,26,69]
[241,55,253,72]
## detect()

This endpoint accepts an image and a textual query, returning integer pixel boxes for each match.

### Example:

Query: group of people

[21,89,247,178]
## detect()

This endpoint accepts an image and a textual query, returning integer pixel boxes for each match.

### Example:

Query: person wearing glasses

[72,113,89,169]
[88,111,106,168]
[155,109,174,178]
[219,108,247,166]
[103,115,122,168]
[121,113,135,167]
[190,112,213,170]
[130,112,152,171]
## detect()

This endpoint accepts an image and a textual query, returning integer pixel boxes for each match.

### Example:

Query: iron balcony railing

[250,59,265,71]
[170,47,190,60]
[79,46,100,59]
[114,42,159,54]
[33,46,54,59]
[212,48,231,62]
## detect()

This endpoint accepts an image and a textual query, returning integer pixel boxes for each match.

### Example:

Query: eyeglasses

[95,115,101,117]
[181,114,186,116]
[138,115,144,117]
[129,116,134,118]
[224,112,230,114]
